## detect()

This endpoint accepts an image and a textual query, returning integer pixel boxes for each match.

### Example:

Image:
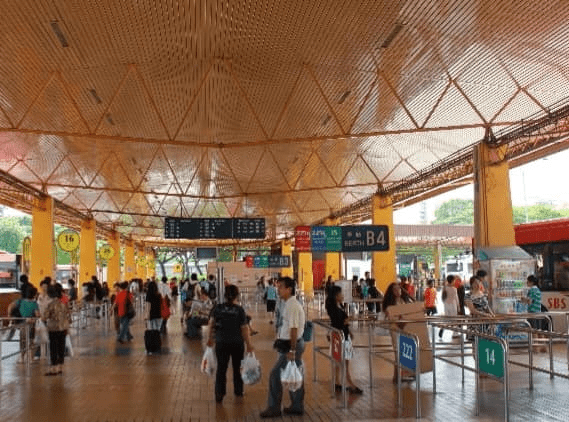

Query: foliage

[432,199,474,225]
[512,204,565,224]
[0,217,26,253]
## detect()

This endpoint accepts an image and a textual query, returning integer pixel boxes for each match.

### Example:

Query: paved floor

[1,301,569,422]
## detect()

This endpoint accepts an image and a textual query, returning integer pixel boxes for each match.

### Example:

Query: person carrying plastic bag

[260,277,306,418]
[206,284,254,403]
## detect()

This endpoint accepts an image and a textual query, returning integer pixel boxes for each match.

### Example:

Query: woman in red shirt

[424,279,437,315]
[114,282,134,343]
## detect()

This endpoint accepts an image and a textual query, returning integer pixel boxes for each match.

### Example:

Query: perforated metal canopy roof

[1,0,569,244]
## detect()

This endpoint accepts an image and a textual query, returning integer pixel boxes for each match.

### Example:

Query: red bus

[515,218,569,312]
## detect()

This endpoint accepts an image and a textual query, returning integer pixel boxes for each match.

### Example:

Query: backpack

[442,287,448,301]
[208,283,217,300]
[369,286,380,299]
[10,299,22,318]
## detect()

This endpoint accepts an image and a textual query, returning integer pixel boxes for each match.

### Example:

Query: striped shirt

[527,286,541,313]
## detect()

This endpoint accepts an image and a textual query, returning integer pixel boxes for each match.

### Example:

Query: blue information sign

[399,334,416,370]
[341,225,389,252]
[253,255,269,268]
[311,226,327,251]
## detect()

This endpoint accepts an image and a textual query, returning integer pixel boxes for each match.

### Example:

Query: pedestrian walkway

[1,302,568,421]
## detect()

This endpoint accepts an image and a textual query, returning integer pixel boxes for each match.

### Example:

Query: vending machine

[476,246,536,314]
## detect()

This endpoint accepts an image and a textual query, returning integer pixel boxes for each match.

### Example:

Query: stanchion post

[368,323,373,389]
[474,336,479,416]
[431,323,436,393]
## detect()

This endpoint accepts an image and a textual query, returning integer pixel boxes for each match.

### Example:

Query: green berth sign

[477,337,504,378]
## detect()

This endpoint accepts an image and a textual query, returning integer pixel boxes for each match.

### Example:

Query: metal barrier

[0,318,36,367]
[395,330,421,418]
[311,319,348,408]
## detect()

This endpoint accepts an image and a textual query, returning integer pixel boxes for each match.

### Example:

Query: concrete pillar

[30,196,55,286]
[79,218,97,292]
[324,217,341,281]
[146,248,155,279]
[124,240,135,281]
[281,239,293,278]
[136,243,146,280]
[298,252,313,298]
[107,230,121,285]
[371,194,397,293]
[473,141,516,249]
[434,242,442,282]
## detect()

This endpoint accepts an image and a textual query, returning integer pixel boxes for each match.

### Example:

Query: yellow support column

[136,243,146,280]
[107,230,121,285]
[473,142,516,248]
[298,252,313,298]
[434,243,442,283]
[281,240,293,278]
[124,240,136,281]
[371,194,397,294]
[79,218,97,294]
[30,196,55,287]
[324,217,341,281]
[146,248,155,279]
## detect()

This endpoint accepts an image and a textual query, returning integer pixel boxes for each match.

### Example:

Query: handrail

[311,319,348,408]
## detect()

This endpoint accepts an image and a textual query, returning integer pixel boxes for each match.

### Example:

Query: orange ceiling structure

[1,0,569,244]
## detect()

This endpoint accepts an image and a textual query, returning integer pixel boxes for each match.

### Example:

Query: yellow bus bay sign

[57,230,80,252]
[99,244,115,260]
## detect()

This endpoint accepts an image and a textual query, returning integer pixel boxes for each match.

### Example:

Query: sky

[3,148,569,225]
[394,148,569,224]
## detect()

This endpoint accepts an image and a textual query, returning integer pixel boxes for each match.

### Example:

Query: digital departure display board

[164,217,266,239]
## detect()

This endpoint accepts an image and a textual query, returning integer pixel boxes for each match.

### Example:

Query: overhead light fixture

[380,23,404,49]
[89,89,102,104]
[105,113,115,126]
[322,115,331,126]
[338,90,351,104]
[50,20,69,48]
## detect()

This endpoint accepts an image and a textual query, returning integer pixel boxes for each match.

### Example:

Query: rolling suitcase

[144,329,161,354]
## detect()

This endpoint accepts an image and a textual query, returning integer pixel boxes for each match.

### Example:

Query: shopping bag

[201,346,217,376]
[343,336,354,360]
[34,320,49,345]
[240,352,262,385]
[65,334,74,357]
[280,360,303,392]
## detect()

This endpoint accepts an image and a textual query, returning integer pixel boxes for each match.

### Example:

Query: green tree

[432,199,474,225]
[512,204,564,224]
[0,217,26,253]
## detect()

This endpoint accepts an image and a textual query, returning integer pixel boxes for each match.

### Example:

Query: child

[424,279,437,316]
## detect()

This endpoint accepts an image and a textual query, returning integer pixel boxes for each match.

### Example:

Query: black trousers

[215,342,245,399]
[49,330,66,366]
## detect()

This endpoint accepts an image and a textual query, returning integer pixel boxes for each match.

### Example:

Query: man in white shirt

[260,277,305,418]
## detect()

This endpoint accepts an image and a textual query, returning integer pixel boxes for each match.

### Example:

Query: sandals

[348,386,363,394]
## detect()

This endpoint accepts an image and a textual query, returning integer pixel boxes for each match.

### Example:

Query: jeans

[215,342,245,400]
[118,316,132,341]
[267,338,305,412]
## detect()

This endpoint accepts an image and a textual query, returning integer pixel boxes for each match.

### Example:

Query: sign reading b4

[341,225,389,252]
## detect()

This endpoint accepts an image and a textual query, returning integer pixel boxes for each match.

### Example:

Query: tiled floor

[1,301,569,421]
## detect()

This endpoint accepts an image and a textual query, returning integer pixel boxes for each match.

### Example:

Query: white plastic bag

[280,360,303,392]
[65,334,74,357]
[201,346,217,376]
[34,320,49,345]
[240,352,262,385]
[343,337,354,360]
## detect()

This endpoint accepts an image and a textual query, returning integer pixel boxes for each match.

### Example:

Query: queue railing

[0,318,36,367]
[311,319,348,408]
